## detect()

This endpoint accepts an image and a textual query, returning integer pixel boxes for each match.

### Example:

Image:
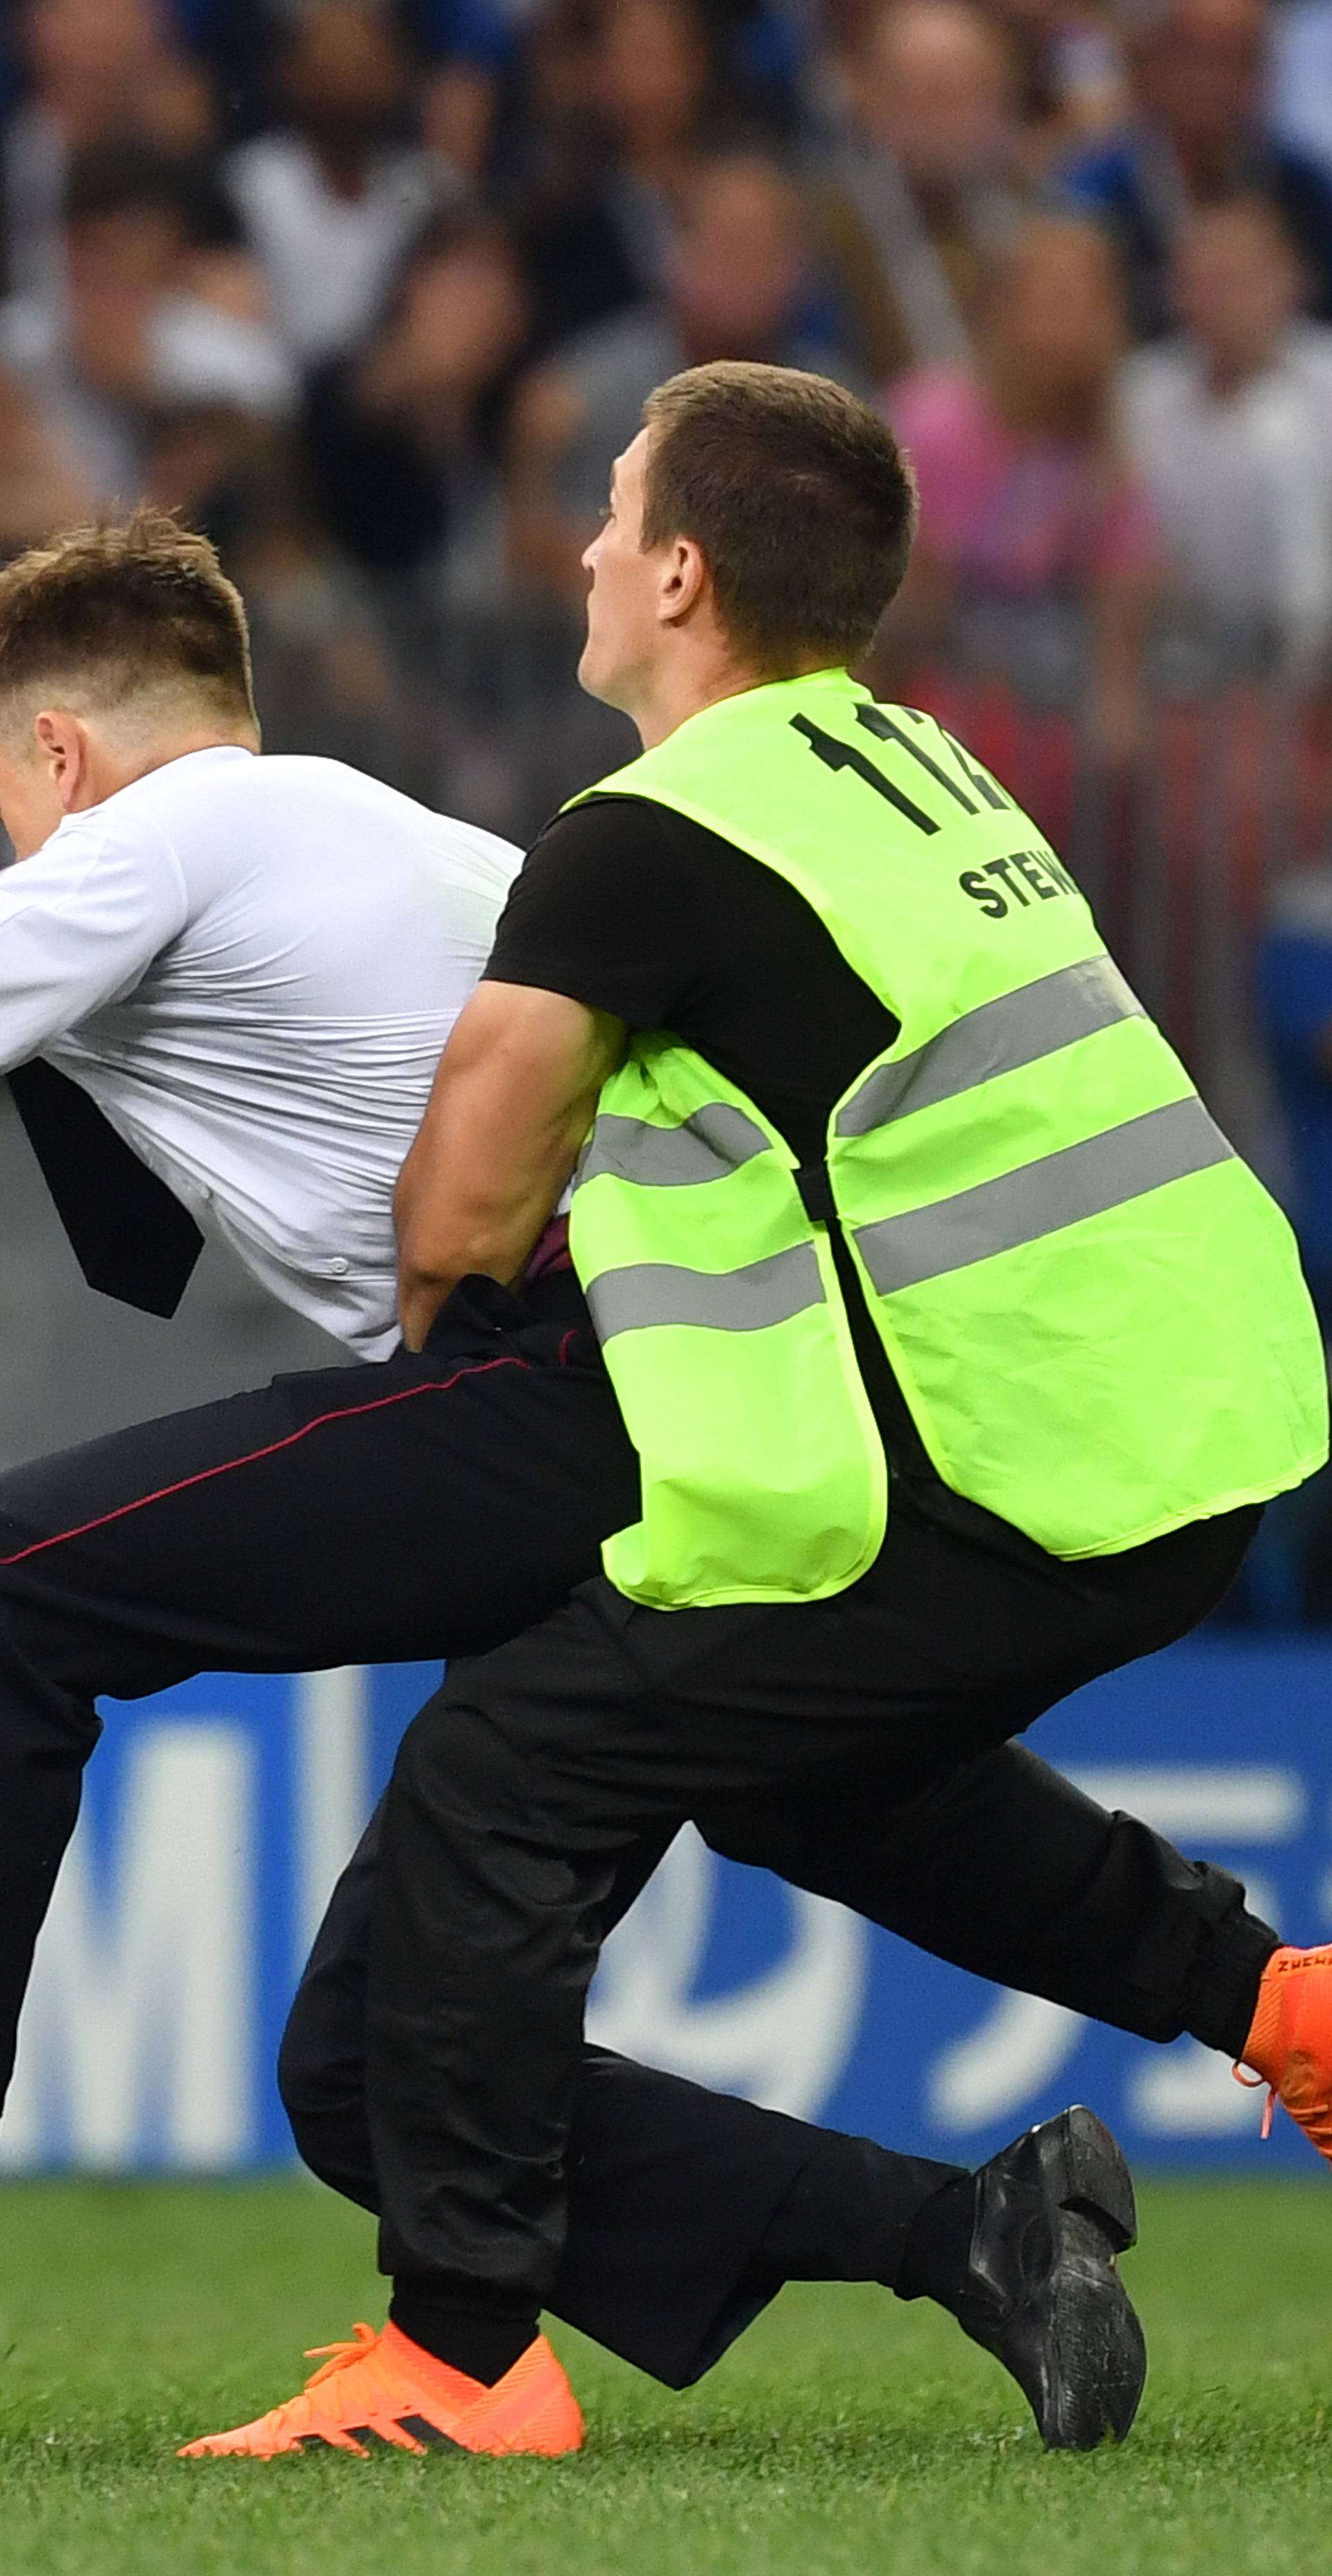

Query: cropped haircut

[0,511,256,740]
[640,362,918,671]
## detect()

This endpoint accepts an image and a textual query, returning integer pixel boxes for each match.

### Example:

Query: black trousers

[282,1704,1270,2384]
[283,1801,969,2384]
[363,1477,1267,2319]
[0,1274,640,2105]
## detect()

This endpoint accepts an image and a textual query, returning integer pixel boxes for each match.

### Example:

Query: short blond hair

[0,509,256,737]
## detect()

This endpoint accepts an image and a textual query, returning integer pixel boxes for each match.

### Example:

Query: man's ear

[33,710,89,814]
[656,537,708,629]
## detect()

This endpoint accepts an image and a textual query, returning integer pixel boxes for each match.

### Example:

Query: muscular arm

[394,978,625,1350]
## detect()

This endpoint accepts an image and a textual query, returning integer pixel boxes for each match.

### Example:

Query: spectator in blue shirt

[1058,0,1332,338]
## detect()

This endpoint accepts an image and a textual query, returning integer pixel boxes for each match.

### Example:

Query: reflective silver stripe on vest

[579,1101,772,1189]
[855,1096,1233,1296]
[587,1243,824,1342]
[837,956,1144,1139]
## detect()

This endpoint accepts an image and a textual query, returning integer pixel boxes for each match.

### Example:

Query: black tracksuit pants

[361,1476,1269,2331]
[0,1271,1272,2387]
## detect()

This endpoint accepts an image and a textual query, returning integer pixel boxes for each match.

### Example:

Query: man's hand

[394,981,625,1350]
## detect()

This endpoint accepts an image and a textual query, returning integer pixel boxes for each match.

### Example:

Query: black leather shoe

[953,2104,1145,2450]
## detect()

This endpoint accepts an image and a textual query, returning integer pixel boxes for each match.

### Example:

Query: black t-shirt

[484,793,923,1458]
[484,796,899,1165]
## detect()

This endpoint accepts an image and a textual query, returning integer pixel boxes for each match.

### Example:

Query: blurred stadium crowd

[4,0,1332,1612]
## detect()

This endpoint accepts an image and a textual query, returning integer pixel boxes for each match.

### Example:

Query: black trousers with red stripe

[0,1272,640,2111]
[0,1269,1275,2387]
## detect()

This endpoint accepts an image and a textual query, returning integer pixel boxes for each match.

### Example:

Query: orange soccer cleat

[1236,1942,1332,2160]
[178,2320,585,2460]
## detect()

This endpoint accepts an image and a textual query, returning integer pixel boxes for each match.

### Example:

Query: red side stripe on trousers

[0,1354,534,1570]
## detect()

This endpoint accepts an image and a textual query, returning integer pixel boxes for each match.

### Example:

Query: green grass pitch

[0,2175,1329,2576]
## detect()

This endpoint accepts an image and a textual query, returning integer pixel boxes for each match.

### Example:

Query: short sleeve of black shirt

[482,795,898,1168]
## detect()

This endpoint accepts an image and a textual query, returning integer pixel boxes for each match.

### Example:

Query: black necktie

[7,1058,204,1319]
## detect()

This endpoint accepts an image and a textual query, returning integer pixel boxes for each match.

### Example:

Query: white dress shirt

[0,747,520,1358]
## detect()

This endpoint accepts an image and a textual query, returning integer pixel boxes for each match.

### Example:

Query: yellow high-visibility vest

[567,670,1329,1609]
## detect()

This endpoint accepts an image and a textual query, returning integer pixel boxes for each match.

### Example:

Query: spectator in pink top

[885,214,1157,759]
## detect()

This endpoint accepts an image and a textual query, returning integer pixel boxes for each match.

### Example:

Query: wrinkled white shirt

[0,747,520,1356]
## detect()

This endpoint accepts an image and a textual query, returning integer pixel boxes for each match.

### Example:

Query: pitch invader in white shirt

[0,512,831,2405]
[0,514,1280,2457]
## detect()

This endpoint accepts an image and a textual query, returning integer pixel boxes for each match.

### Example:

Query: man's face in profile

[578,431,667,715]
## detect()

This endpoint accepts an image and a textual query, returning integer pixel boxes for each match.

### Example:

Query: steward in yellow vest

[568,667,1327,1609]
[388,359,1332,2452]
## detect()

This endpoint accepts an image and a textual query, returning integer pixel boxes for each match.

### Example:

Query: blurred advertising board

[2,1641,1327,2175]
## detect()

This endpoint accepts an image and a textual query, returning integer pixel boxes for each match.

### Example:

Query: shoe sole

[1027,2106,1145,2450]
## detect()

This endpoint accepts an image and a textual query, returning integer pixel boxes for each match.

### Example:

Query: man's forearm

[393,984,623,1348]
[396,1146,573,1349]
[398,1199,548,1349]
